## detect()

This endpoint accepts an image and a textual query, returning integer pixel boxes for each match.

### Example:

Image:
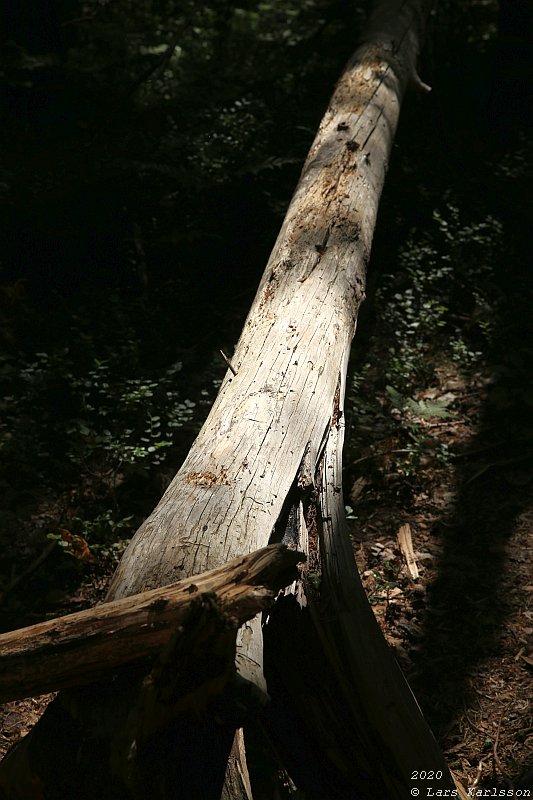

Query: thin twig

[464,712,488,737]
[462,702,489,737]
[454,441,506,460]
[219,350,238,376]
[470,759,486,790]
[492,704,514,788]
[465,452,533,486]
[348,448,411,466]
[455,436,533,460]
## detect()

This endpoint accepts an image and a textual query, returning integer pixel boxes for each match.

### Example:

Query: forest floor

[0,350,531,794]
[345,356,533,793]
[0,2,531,790]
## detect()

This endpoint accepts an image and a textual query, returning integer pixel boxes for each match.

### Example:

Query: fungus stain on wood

[186,470,230,487]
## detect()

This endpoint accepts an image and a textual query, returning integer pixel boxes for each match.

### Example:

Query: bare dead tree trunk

[0,1,469,798]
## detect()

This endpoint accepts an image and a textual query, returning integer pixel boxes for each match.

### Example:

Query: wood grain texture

[0,4,459,799]
[107,0,426,606]
[0,546,303,703]
[313,357,459,795]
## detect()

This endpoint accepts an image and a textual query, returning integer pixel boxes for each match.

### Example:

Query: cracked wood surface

[0,546,304,704]
[107,0,425,609]
[0,4,454,799]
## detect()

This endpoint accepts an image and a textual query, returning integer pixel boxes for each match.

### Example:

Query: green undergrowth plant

[1,349,196,485]
[381,204,502,389]
[347,203,503,492]
[47,511,133,567]
[0,301,212,560]
[66,358,196,476]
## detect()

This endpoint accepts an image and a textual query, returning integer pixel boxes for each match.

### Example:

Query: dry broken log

[0,545,304,704]
[0,1,469,798]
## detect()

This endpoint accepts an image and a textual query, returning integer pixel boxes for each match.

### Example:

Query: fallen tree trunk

[0,1,468,798]
[0,546,304,704]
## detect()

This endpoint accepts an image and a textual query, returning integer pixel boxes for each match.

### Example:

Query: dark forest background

[0,0,532,633]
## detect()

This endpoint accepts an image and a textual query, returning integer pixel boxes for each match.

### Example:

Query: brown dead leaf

[59,529,97,565]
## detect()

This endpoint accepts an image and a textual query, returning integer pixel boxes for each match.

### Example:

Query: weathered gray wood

[0,546,304,704]
[0,2,471,798]
[106,0,431,689]
[314,363,459,795]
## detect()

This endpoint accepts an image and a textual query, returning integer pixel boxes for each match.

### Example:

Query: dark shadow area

[0,0,362,632]
[409,240,533,780]
[401,4,533,786]
[342,1,533,787]
[1,0,532,791]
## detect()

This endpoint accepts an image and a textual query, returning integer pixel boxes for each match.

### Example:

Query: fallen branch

[0,545,304,704]
[397,522,419,580]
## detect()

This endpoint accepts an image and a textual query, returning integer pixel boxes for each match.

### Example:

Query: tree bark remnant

[0,1,469,798]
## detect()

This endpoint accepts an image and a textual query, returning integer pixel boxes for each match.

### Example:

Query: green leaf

[406,397,452,419]
[385,385,405,409]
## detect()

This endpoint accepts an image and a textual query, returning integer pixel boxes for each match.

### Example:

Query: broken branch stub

[0,545,304,704]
